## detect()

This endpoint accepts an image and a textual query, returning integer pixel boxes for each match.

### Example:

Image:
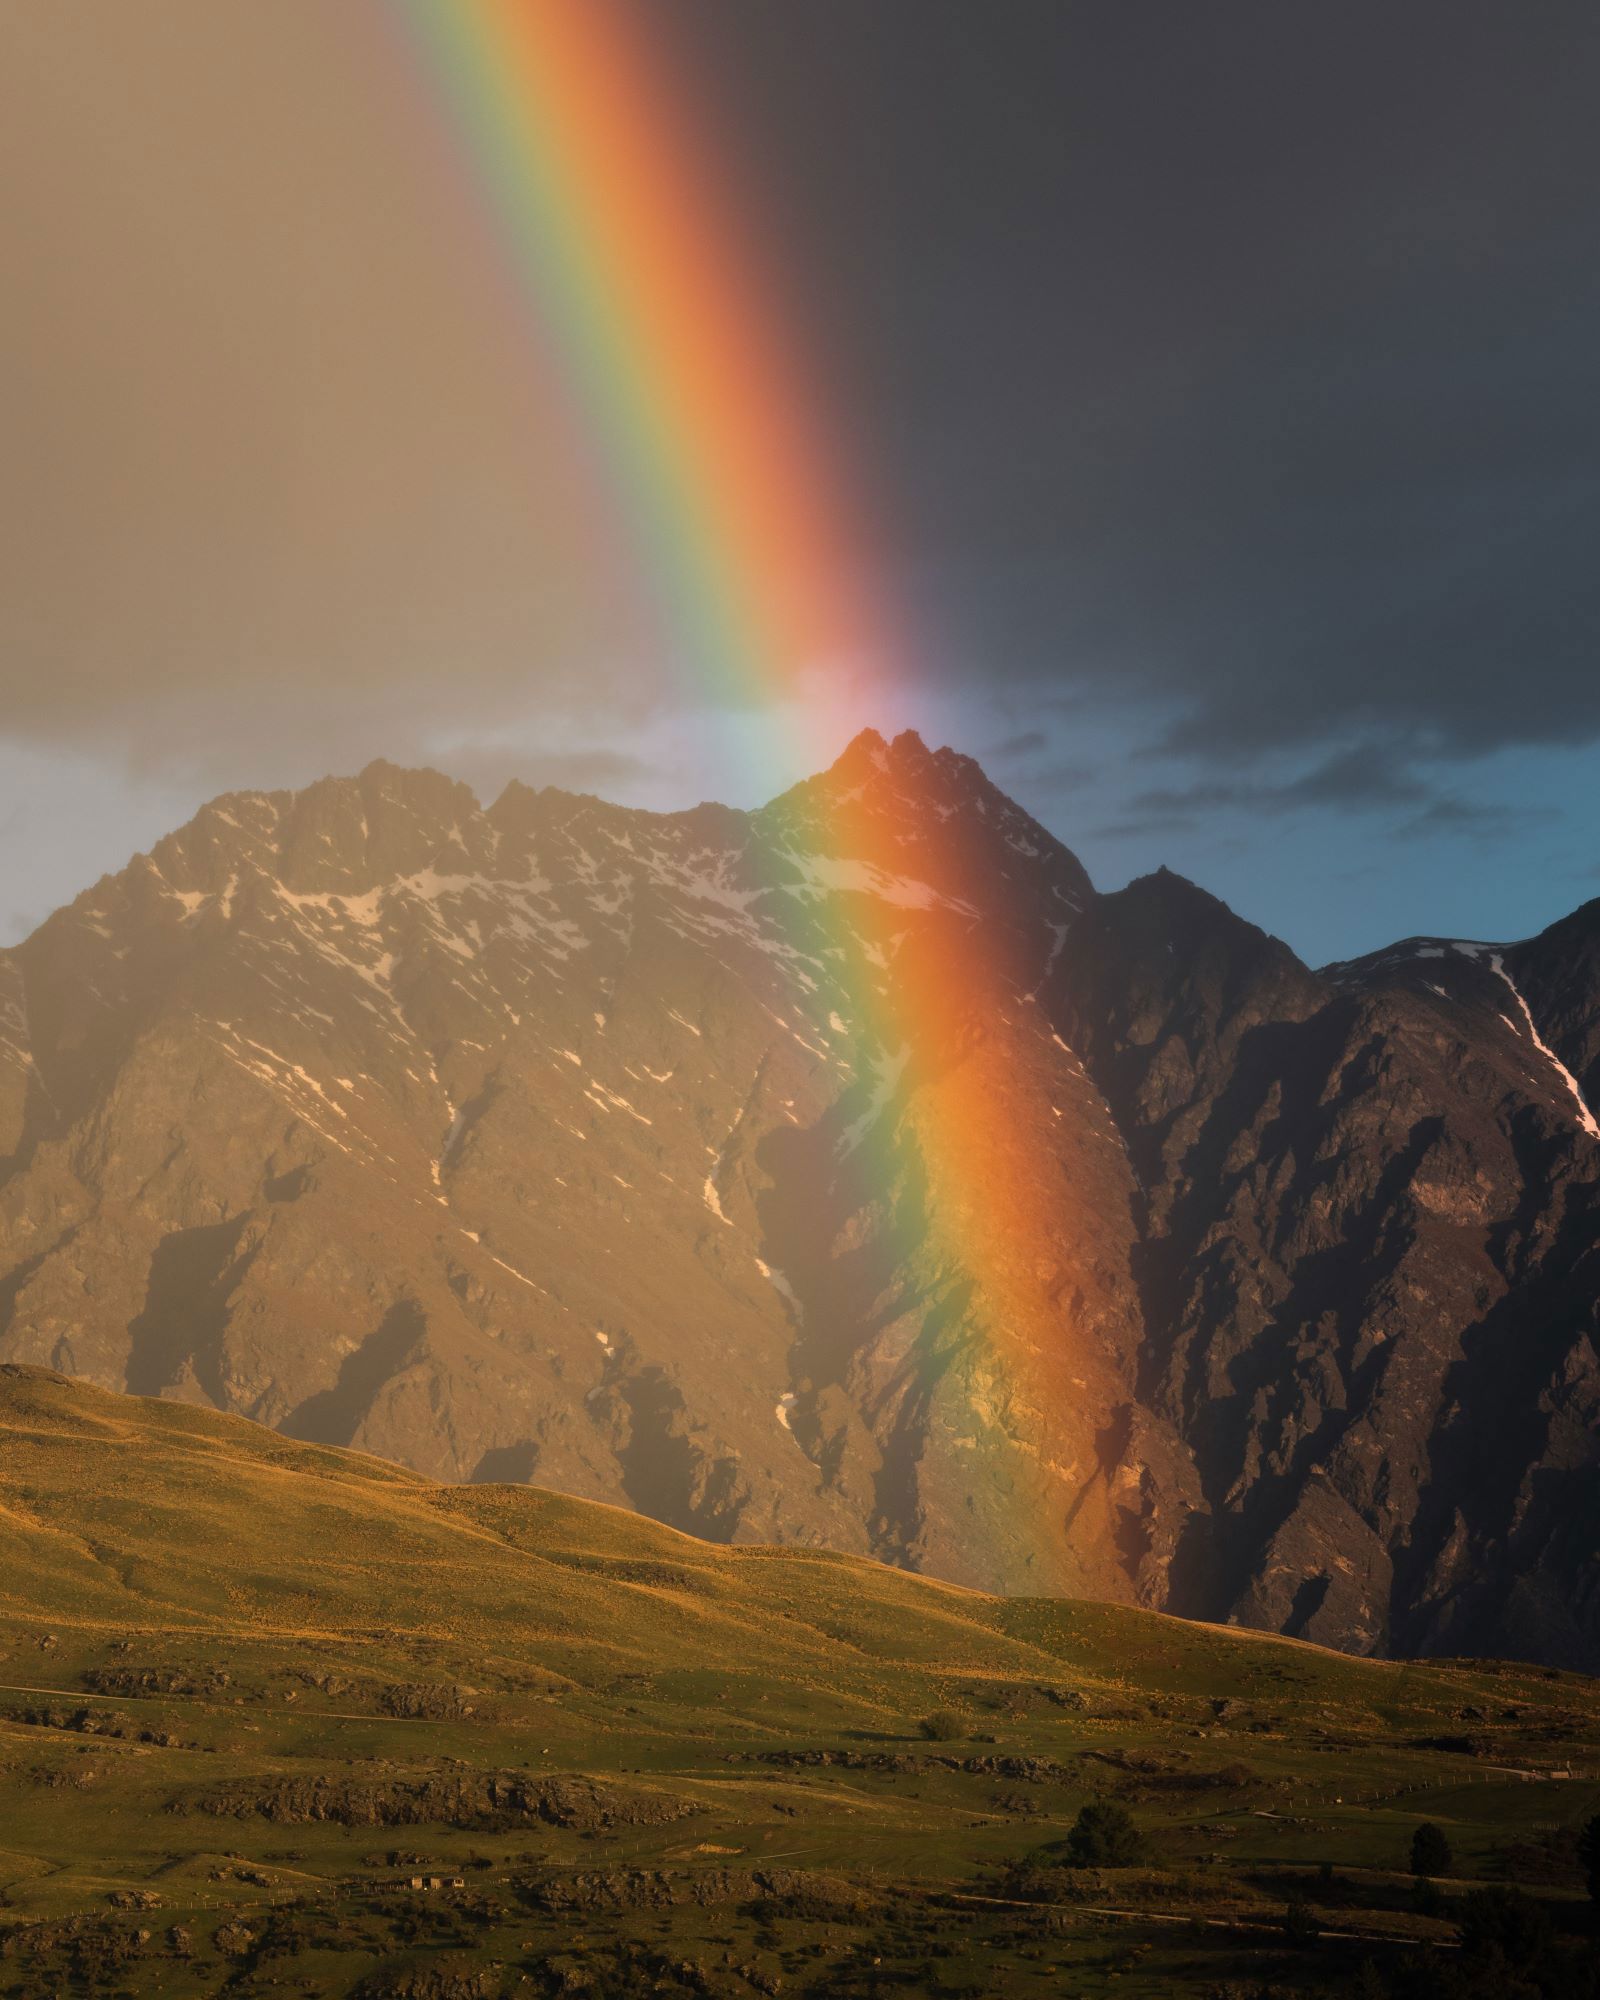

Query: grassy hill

[0,1365,1596,1997]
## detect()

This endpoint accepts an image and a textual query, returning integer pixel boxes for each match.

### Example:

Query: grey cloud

[1114,743,1429,831]
[1025,761,1097,792]
[984,730,1050,761]
[1086,737,1563,845]
[438,744,659,804]
[1395,798,1563,841]
[1092,815,1202,841]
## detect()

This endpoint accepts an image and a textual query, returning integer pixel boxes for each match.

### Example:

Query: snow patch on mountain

[1455,943,1600,1140]
[839,1045,910,1157]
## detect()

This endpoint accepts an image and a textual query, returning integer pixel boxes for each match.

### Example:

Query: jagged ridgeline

[1,733,1598,1664]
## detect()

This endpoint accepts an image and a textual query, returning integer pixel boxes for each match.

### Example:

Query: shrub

[917,1709,965,1742]
[997,1861,1076,1905]
[1063,1799,1146,1868]
[1456,1886,1551,1967]
[1489,1828,1584,1888]
[1579,1812,1600,1907]
[1411,1822,1453,1878]
[749,1873,879,1923]
[1281,1891,1319,1946]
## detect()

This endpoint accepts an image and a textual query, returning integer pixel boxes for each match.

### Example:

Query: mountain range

[1,729,1596,1667]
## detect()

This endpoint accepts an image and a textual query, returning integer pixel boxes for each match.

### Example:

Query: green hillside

[0,1365,1596,1997]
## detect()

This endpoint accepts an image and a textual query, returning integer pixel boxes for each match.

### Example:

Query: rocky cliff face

[1,731,1596,1665]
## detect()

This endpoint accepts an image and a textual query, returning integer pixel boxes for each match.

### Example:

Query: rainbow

[390,0,892,727]
[384,0,1120,1595]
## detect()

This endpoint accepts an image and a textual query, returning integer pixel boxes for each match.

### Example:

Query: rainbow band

[385,1,1106,1595]
[392,0,881,711]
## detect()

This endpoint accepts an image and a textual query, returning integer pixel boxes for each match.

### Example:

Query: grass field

[0,1365,1596,1997]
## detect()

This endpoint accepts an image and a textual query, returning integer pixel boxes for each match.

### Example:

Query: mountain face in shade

[1,731,1597,1666]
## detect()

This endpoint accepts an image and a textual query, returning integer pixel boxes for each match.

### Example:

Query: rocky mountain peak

[812,725,1008,814]
[760,728,1095,920]
[144,761,492,905]
[3,739,1599,1667]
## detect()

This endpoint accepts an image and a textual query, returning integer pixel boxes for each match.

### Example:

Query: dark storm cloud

[673,0,1600,768]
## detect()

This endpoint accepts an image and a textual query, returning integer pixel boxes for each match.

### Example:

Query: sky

[2,0,1598,964]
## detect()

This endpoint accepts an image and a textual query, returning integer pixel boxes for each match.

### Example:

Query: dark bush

[1579,1813,1600,1907]
[1281,1891,1319,1946]
[1063,1799,1146,1868]
[917,1710,964,1742]
[1490,1829,1584,1889]
[1412,1822,1453,1878]
[1456,1886,1551,1967]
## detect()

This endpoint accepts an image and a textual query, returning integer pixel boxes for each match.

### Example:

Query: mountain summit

[2,742,1597,1665]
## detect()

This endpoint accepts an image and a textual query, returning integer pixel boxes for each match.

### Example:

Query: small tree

[1064,1799,1146,1868]
[917,1708,964,1742]
[1281,1891,1318,1947]
[1411,1822,1452,1878]
[1578,1812,1600,1907]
